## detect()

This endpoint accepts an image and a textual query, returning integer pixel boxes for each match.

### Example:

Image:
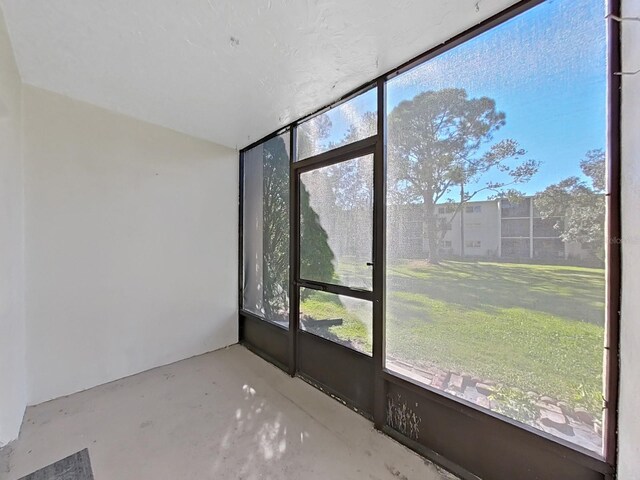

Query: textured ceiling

[1,0,517,149]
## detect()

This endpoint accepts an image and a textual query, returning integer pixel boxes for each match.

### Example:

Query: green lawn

[301,259,605,416]
[299,289,372,354]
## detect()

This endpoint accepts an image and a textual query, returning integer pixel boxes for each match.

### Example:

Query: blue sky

[318,0,607,200]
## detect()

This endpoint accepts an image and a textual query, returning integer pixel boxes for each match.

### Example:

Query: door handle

[366,262,374,267]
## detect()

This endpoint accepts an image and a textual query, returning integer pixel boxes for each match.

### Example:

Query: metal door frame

[290,137,381,416]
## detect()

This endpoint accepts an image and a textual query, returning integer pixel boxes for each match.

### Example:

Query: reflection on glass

[297,88,377,161]
[300,155,374,290]
[299,288,372,355]
[242,133,290,327]
[385,0,606,455]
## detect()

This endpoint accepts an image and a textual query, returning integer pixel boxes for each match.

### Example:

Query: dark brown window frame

[237,0,621,478]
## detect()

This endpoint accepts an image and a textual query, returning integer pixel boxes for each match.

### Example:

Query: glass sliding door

[385,0,608,455]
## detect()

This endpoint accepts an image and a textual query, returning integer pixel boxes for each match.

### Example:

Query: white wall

[23,86,238,405]
[618,0,640,477]
[0,5,26,446]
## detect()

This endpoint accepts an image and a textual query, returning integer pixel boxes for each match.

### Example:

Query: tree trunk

[460,184,465,258]
[423,194,440,264]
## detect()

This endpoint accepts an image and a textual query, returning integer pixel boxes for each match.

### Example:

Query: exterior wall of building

[501,198,544,259]
[386,197,596,264]
[438,200,501,258]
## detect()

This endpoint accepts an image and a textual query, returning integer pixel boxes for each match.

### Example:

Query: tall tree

[387,88,538,263]
[535,149,606,261]
[262,136,290,318]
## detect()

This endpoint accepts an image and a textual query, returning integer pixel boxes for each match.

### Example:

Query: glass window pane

[385,0,606,455]
[300,155,373,290]
[242,133,290,327]
[299,288,372,356]
[297,88,377,161]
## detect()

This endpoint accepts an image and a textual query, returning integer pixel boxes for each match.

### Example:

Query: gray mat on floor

[18,449,94,480]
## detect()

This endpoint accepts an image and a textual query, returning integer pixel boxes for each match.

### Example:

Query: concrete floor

[1,345,456,480]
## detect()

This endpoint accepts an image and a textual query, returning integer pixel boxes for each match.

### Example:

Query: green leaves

[534,150,605,262]
[387,88,538,262]
[262,136,291,318]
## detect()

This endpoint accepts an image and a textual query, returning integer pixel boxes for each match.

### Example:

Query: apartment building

[387,197,596,264]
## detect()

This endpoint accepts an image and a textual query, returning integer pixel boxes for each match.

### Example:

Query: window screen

[243,133,290,327]
[297,88,377,161]
[385,0,606,455]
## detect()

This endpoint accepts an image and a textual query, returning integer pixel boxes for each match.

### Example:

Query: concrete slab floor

[0,345,457,480]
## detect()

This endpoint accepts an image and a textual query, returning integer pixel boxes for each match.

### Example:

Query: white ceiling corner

[1,0,517,149]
